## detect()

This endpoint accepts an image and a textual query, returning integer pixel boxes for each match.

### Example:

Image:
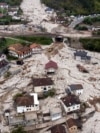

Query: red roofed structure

[45,60,58,74]
[30,43,42,54]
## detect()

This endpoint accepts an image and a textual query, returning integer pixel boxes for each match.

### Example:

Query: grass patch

[0,37,28,50]
[15,36,53,45]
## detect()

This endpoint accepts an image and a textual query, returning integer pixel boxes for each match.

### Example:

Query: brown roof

[69,84,83,91]
[45,60,58,69]
[67,118,77,128]
[61,95,80,107]
[30,43,41,49]
[33,78,53,87]
[9,44,32,55]
[15,96,34,106]
[51,124,67,133]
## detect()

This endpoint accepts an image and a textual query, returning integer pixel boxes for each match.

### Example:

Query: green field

[15,36,53,45]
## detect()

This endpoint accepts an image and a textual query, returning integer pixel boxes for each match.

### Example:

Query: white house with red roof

[45,60,58,74]
[30,43,42,54]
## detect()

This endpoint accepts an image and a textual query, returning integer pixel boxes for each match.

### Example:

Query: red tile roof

[33,78,53,86]
[51,124,67,133]
[30,43,41,49]
[67,118,77,128]
[45,60,58,69]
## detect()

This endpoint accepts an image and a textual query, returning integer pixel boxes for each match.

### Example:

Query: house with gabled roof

[67,118,78,133]
[30,43,42,54]
[32,78,54,96]
[8,44,32,59]
[15,93,39,113]
[50,124,68,133]
[60,95,80,113]
[45,60,58,75]
[68,84,83,96]
[74,50,91,63]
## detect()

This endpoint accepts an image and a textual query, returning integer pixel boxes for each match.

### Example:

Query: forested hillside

[0,0,22,6]
[41,0,100,15]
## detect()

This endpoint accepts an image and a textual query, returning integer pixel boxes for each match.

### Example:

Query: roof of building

[61,95,80,107]
[15,96,34,106]
[33,78,53,87]
[67,118,77,128]
[45,60,58,69]
[50,124,67,133]
[74,51,87,57]
[9,44,32,55]
[0,3,8,6]
[69,84,83,91]
[74,51,91,60]
[30,43,42,49]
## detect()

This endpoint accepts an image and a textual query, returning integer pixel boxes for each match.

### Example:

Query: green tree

[11,126,26,133]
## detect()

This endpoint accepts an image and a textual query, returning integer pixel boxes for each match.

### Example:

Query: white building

[68,84,83,96]
[0,3,8,9]
[33,78,54,96]
[60,95,80,113]
[15,93,39,113]
[50,107,62,121]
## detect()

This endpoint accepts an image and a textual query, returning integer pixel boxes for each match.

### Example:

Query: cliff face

[41,0,100,15]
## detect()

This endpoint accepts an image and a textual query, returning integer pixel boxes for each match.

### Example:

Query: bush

[44,89,56,98]
[11,126,26,133]
[80,38,100,52]
[4,71,11,78]
[13,93,23,101]
[75,25,88,30]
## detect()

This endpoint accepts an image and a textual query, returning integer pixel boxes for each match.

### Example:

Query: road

[69,14,100,28]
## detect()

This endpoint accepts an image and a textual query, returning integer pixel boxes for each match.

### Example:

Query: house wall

[60,100,80,113]
[0,5,8,9]
[34,85,53,94]
[46,68,56,73]
[17,105,39,113]
[9,50,32,59]
[32,48,41,54]
[75,89,83,95]
[51,112,62,121]
[69,126,77,133]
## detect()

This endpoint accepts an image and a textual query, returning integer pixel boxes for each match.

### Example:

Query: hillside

[0,0,22,6]
[41,0,100,15]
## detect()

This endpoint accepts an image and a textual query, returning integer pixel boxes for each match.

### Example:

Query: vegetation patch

[43,89,56,98]
[80,38,100,52]
[15,36,53,45]
[41,0,100,15]
[83,16,100,25]
[0,0,22,6]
